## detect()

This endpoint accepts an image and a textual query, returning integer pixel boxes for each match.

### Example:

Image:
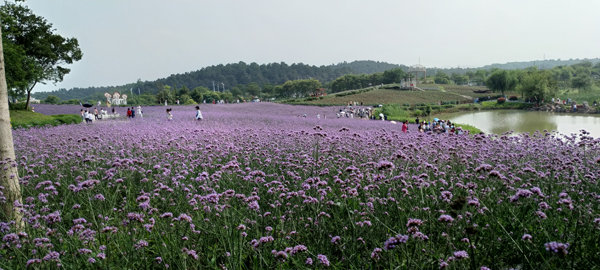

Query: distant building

[30,97,41,104]
[104,92,127,105]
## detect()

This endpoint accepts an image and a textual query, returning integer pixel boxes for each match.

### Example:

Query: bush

[10,110,82,129]
[45,95,61,104]
[65,99,80,105]
[508,96,518,101]
[8,102,28,110]
[497,97,506,104]
[413,110,423,116]
[51,114,83,125]
[184,99,196,105]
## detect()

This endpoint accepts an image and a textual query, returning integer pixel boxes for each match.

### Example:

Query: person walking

[137,106,143,119]
[166,108,173,120]
[131,107,135,118]
[94,108,99,120]
[80,109,84,122]
[126,108,132,118]
[112,107,116,115]
[401,120,408,133]
[195,106,203,121]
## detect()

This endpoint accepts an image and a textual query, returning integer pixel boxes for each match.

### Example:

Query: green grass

[453,123,483,134]
[557,87,600,104]
[480,101,535,110]
[9,110,82,129]
[295,89,470,106]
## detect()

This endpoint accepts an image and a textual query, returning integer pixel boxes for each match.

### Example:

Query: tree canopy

[1,2,82,109]
[485,70,518,96]
[517,69,557,103]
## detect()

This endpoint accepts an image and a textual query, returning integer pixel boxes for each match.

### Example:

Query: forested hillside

[32,58,600,101]
[33,61,399,101]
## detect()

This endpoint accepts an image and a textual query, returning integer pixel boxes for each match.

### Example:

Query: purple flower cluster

[383,234,409,250]
[545,242,569,255]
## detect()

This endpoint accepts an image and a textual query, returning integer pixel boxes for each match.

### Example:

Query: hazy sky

[24,0,600,93]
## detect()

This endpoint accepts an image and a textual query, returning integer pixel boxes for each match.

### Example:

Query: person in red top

[401,121,408,133]
[126,108,132,118]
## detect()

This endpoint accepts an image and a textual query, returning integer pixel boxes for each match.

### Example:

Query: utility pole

[212,81,215,92]
[221,83,224,92]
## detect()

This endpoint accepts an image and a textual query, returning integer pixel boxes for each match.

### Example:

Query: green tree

[465,71,475,80]
[485,70,518,96]
[434,71,450,84]
[1,2,83,110]
[179,94,192,104]
[451,73,469,85]
[571,67,593,91]
[190,87,206,103]
[221,91,233,102]
[156,85,175,104]
[261,83,275,97]
[381,68,405,84]
[474,70,486,85]
[517,70,557,104]
[246,82,260,97]
[178,85,190,97]
[203,91,221,103]
[2,40,29,98]
[230,86,243,98]
[44,95,60,104]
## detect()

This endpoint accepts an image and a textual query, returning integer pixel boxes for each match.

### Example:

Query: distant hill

[480,58,600,70]
[33,60,400,101]
[33,58,599,101]
[330,60,407,74]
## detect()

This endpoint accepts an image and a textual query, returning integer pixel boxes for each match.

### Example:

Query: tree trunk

[25,90,31,110]
[0,26,24,227]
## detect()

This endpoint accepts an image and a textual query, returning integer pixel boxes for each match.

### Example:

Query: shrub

[45,95,61,104]
[508,96,518,101]
[51,114,83,125]
[65,99,80,105]
[497,97,506,104]
[8,102,28,110]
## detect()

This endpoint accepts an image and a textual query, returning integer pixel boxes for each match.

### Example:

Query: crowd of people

[336,106,372,119]
[415,118,464,135]
[80,106,145,124]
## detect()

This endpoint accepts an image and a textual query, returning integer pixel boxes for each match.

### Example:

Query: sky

[22,0,600,93]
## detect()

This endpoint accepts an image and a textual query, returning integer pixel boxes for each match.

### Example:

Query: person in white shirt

[195,106,203,121]
[136,106,143,119]
[84,110,93,123]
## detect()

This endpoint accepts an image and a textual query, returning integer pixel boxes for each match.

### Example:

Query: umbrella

[82,103,93,108]
[434,118,439,122]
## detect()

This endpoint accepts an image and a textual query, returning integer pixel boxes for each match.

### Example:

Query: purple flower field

[2,103,600,269]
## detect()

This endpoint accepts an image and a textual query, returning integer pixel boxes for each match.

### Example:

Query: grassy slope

[557,86,600,104]
[480,101,535,109]
[300,88,470,106]
[9,110,82,129]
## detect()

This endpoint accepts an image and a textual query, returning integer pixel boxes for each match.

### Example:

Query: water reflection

[439,110,600,137]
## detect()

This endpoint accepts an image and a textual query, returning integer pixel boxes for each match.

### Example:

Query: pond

[437,110,600,137]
